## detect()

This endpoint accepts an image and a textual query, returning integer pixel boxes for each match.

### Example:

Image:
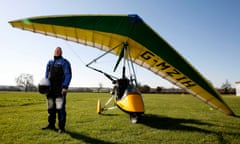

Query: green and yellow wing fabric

[9,14,235,115]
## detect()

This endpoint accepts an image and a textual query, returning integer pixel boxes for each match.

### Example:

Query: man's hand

[62,88,67,94]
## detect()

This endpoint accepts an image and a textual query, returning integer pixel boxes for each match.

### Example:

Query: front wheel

[130,113,139,124]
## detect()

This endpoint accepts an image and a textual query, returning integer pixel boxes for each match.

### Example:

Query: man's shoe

[58,129,65,133]
[42,125,57,131]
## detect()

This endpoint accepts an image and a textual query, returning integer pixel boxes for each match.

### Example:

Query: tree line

[0,73,236,95]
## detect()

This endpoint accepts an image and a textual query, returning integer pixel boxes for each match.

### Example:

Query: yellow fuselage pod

[116,92,144,113]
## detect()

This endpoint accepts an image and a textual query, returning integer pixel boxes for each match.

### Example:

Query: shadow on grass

[140,114,213,133]
[140,114,240,143]
[66,131,115,144]
[234,115,240,118]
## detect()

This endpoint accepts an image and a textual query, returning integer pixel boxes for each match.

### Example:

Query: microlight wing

[9,14,235,116]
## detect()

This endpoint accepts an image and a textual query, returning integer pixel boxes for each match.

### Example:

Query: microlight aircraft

[86,42,145,123]
[9,14,235,122]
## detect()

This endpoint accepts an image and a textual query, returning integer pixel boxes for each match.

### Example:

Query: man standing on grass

[42,47,72,133]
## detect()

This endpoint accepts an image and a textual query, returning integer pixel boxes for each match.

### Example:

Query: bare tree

[15,73,35,91]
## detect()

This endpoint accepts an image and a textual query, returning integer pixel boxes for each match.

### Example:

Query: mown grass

[0,92,240,144]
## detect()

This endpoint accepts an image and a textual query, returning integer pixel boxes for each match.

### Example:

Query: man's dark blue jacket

[45,56,72,89]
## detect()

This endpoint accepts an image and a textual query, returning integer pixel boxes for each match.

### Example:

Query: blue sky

[1,0,240,88]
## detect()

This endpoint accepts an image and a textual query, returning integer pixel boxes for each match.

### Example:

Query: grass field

[0,92,240,144]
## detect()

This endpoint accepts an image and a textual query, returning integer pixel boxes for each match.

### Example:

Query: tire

[130,113,138,124]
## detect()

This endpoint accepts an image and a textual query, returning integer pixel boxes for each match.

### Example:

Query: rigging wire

[64,41,87,66]
[64,41,138,85]
[126,45,138,86]
[86,43,123,66]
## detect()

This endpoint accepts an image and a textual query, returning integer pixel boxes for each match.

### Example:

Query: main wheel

[130,113,138,124]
